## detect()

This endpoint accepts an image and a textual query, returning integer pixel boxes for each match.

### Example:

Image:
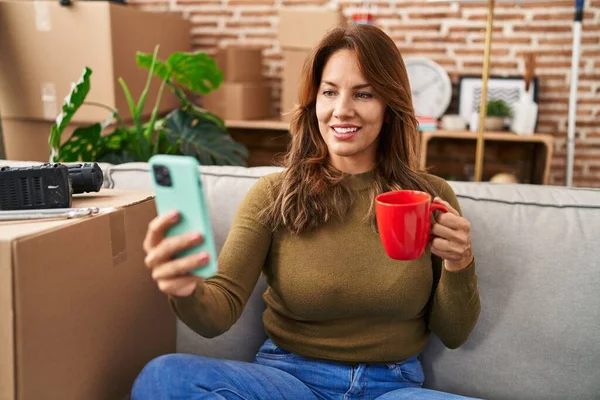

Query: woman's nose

[333,94,355,119]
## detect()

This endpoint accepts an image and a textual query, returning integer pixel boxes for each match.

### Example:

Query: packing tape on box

[109,210,127,267]
[41,83,57,120]
[33,0,52,32]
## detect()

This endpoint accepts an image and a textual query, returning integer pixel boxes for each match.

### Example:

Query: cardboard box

[1,118,79,162]
[278,9,345,50]
[0,1,191,122]
[280,50,311,122]
[0,189,175,400]
[203,82,272,120]
[215,46,263,83]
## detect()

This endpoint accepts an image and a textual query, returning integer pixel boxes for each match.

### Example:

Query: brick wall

[129,0,600,188]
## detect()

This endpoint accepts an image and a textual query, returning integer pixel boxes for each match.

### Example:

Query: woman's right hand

[143,210,210,298]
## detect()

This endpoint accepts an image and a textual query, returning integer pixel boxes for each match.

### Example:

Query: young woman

[133,24,480,400]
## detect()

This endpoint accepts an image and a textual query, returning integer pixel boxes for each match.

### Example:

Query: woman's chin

[328,145,361,159]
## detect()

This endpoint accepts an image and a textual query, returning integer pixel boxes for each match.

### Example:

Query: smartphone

[149,155,218,278]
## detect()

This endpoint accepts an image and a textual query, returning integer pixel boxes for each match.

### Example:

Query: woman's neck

[329,157,375,175]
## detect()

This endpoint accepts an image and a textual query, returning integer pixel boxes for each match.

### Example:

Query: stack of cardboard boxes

[0,1,191,161]
[278,8,346,122]
[202,46,271,121]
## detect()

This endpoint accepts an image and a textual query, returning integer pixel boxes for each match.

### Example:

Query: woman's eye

[356,92,373,99]
[322,90,336,97]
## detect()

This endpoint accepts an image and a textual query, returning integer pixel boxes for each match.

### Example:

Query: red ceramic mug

[375,190,448,260]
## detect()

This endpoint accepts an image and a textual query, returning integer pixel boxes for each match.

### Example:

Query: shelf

[422,130,554,145]
[226,119,290,131]
[420,130,554,185]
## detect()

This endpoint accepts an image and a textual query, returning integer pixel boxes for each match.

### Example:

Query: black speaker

[0,163,103,211]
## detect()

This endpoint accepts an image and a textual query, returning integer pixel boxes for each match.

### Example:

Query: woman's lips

[331,126,361,140]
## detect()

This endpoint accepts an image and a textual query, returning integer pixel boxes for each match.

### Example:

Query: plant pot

[484,117,505,131]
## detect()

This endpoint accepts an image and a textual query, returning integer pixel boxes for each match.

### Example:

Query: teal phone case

[149,155,218,278]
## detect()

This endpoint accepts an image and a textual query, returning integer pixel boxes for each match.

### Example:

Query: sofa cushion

[422,181,600,399]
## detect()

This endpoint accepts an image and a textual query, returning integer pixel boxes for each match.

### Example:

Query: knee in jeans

[132,354,192,394]
[144,354,187,374]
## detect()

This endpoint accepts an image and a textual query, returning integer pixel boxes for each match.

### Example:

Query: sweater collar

[343,169,375,191]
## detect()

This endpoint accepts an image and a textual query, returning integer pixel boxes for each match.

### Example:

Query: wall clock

[404,57,452,119]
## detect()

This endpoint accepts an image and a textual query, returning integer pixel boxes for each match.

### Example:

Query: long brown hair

[263,24,437,234]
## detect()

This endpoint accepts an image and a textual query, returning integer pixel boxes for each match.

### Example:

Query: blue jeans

[132,339,478,399]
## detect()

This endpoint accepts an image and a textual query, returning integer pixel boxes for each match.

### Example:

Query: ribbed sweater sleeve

[427,179,481,349]
[170,176,274,338]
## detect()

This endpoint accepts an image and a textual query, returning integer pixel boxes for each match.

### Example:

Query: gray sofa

[103,162,600,400]
[5,161,600,399]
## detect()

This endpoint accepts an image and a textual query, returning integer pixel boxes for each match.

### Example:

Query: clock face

[404,57,452,119]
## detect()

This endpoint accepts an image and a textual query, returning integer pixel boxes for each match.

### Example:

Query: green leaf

[118,78,146,159]
[97,149,138,164]
[56,123,102,162]
[164,109,248,166]
[167,52,223,95]
[97,127,131,150]
[118,78,139,124]
[49,67,92,162]
[156,130,180,154]
[172,85,225,129]
[136,52,171,81]
[136,45,160,119]
[146,78,168,158]
[137,51,222,95]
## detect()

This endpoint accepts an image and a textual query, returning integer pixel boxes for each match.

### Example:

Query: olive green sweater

[172,171,480,363]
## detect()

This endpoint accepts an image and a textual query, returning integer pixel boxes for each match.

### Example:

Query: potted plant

[49,46,248,166]
[484,99,512,131]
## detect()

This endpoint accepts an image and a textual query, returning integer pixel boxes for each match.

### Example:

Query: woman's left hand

[430,197,474,272]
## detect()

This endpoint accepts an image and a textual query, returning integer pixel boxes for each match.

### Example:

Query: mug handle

[429,202,448,242]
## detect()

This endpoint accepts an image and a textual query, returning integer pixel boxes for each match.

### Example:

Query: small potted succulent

[484,99,513,131]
